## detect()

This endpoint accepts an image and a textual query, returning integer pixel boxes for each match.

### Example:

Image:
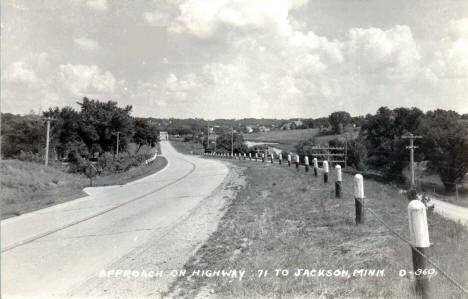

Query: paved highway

[1,141,229,298]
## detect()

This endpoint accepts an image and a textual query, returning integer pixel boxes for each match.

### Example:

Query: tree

[360,107,424,180]
[214,132,249,153]
[418,110,468,192]
[43,106,88,160]
[1,113,45,158]
[133,118,159,153]
[328,111,351,134]
[77,98,134,154]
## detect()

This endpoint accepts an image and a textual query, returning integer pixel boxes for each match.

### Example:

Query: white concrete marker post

[255,153,258,162]
[354,174,364,224]
[270,154,274,163]
[313,158,318,177]
[249,153,252,160]
[244,153,246,160]
[335,165,342,198]
[279,153,282,165]
[304,156,309,172]
[323,161,329,183]
[262,153,265,163]
[295,154,300,170]
[408,200,431,298]
[287,154,291,167]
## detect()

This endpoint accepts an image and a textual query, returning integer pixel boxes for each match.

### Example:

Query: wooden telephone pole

[42,118,56,166]
[207,125,210,150]
[116,131,120,156]
[402,133,422,187]
[231,127,234,156]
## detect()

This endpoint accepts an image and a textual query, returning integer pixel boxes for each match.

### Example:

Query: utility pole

[214,134,217,152]
[207,125,210,150]
[402,133,422,187]
[43,118,55,166]
[231,127,234,156]
[116,131,120,156]
[344,134,348,169]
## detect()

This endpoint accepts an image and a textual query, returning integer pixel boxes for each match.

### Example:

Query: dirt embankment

[1,155,167,219]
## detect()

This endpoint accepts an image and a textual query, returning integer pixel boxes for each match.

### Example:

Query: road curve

[1,141,229,298]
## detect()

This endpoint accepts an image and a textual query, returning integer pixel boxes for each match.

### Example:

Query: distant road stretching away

[2,141,229,298]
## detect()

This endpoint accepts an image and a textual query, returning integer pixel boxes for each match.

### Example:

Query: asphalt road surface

[1,141,230,298]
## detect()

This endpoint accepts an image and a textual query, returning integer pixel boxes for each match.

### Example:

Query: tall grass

[167,160,468,298]
[1,154,167,219]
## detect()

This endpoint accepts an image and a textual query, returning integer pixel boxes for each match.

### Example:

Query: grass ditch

[167,159,468,298]
[1,154,167,219]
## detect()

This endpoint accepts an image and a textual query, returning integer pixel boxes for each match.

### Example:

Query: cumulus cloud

[59,64,116,97]
[168,0,309,38]
[4,61,38,83]
[143,11,172,27]
[74,37,100,51]
[86,0,108,11]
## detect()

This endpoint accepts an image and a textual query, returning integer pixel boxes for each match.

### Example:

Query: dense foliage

[360,107,424,181]
[417,110,468,191]
[209,133,249,154]
[1,98,159,170]
[328,111,351,134]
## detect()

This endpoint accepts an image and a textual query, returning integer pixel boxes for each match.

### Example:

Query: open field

[1,154,167,219]
[243,128,320,142]
[243,128,359,152]
[167,158,468,298]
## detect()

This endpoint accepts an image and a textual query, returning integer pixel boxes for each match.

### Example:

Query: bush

[96,152,152,175]
[183,136,194,142]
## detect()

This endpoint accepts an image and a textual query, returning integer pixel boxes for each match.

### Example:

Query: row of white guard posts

[203,150,433,298]
[203,151,339,188]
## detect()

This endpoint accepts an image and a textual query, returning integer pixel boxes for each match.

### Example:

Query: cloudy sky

[1,0,468,118]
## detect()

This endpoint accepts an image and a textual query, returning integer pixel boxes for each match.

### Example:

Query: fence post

[295,154,300,170]
[270,154,274,163]
[262,153,265,163]
[335,165,342,198]
[323,161,329,183]
[249,153,252,160]
[304,156,309,172]
[354,174,364,224]
[408,200,431,298]
[313,158,318,176]
[287,154,291,167]
[255,153,258,162]
[279,153,282,165]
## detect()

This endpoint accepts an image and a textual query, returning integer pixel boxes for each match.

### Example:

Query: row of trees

[1,98,159,163]
[333,107,467,192]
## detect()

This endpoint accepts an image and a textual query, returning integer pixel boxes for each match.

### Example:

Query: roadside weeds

[167,159,468,298]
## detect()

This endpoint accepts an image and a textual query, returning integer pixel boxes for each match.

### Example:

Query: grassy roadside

[170,139,205,155]
[167,159,468,298]
[1,154,167,219]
